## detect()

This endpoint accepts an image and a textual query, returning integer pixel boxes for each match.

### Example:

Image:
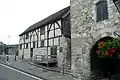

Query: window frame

[41,40,44,47]
[96,0,108,22]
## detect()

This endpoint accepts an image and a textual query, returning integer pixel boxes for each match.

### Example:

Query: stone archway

[90,36,115,78]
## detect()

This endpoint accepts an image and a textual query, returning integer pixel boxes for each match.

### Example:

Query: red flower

[110,49,116,53]
[105,52,110,56]
[97,49,101,54]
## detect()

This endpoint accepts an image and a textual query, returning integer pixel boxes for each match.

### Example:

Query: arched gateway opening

[90,36,120,79]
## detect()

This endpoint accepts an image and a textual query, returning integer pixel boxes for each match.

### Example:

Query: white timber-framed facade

[19,6,71,68]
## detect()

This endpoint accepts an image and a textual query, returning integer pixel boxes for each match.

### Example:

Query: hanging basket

[96,38,120,59]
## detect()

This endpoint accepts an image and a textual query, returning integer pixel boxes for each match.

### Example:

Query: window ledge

[96,18,109,23]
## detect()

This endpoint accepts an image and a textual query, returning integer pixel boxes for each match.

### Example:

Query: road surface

[0,62,42,80]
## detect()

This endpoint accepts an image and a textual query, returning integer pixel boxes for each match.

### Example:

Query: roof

[6,44,18,48]
[19,6,70,36]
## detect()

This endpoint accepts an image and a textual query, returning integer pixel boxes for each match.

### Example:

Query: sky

[0,0,70,45]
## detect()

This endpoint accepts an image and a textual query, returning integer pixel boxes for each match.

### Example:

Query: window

[49,30,54,38]
[96,0,108,22]
[54,38,59,45]
[55,29,61,36]
[26,33,29,39]
[33,42,35,48]
[26,43,28,49]
[50,46,57,58]
[49,39,53,46]
[40,27,45,35]
[44,40,47,46]
[41,40,44,47]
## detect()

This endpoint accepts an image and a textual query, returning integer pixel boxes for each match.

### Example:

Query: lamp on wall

[113,0,120,13]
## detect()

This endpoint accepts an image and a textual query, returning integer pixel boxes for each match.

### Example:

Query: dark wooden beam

[48,24,52,31]
[56,21,61,30]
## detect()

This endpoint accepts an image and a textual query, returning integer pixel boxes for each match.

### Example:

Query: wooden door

[30,48,33,58]
[50,46,57,58]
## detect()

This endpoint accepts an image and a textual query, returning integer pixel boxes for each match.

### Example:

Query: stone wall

[33,47,47,57]
[70,0,120,79]
[57,36,71,68]
[19,47,47,59]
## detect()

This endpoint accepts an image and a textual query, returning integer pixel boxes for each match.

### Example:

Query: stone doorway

[90,36,120,79]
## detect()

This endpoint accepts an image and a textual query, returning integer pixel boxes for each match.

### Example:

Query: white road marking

[3,56,10,65]
[0,63,42,80]
[0,55,10,65]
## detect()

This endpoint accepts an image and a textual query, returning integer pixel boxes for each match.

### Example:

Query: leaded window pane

[40,27,45,35]
[41,40,44,47]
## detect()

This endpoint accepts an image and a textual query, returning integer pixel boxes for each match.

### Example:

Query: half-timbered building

[19,6,71,68]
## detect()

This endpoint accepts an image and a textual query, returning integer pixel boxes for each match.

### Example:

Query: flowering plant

[96,38,120,58]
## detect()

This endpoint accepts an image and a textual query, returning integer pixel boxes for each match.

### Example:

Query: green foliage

[97,37,120,58]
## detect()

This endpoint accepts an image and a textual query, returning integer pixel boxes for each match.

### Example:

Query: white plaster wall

[24,49,30,59]
[19,50,23,58]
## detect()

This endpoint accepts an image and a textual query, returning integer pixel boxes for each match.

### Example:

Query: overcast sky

[0,0,70,45]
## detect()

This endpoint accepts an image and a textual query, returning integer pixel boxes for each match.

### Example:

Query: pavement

[0,55,8,64]
[3,55,76,80]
